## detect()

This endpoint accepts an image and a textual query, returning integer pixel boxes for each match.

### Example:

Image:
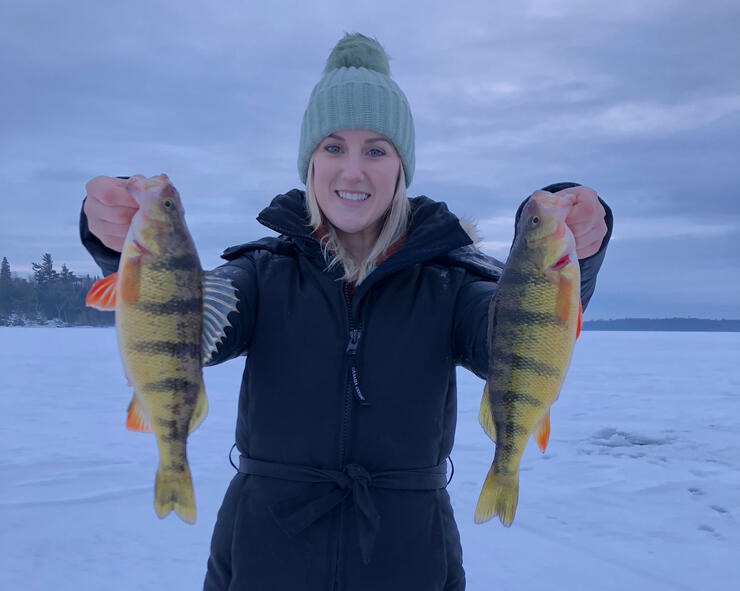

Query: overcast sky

[1,0,738,319]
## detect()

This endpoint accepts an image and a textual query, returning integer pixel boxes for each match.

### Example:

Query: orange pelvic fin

[85,272,118,310]
[576,298,583,339]
[126,393,153,433]
[120,256,142,305]
[534,411,551,452]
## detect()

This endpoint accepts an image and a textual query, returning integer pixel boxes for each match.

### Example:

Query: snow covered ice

[1,327,738,590]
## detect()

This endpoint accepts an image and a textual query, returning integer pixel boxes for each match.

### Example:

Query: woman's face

[311,128,401,239]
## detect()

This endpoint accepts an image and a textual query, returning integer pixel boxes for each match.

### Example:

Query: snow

[1,328,738,590]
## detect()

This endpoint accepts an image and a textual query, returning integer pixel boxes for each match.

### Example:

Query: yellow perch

[86,174,236,523]
[475,190,582,527]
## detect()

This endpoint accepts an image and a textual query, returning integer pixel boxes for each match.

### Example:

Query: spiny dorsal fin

[201,272,239,365]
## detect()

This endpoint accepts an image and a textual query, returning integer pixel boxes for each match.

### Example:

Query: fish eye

[528,215,540,226]
[163,199,173,210]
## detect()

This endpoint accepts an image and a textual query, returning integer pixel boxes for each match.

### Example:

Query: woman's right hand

[83,176,139,252]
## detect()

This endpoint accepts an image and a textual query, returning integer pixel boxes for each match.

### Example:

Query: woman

[81,33,611,591]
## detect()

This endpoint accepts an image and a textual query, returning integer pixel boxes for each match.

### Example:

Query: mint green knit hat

[298,33,415,187]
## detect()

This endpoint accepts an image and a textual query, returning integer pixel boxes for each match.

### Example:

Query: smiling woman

[79,32,612,591]
[306,129,410,284]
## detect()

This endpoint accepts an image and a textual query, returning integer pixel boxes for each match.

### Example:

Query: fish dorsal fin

[478,293,500,442]
[186,380,208,434]
[201,271,239,365]
[85,272,118,310]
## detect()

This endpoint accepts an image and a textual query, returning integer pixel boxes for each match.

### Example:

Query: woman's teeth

[337,191,370,201]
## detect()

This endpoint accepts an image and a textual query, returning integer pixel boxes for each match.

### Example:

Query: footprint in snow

[698,524,725,540]
[590,427,673,448]
[710,505,730,516]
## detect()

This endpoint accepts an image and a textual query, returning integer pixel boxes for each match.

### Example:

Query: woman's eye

[325,144,342,154]
[368,148,385,157]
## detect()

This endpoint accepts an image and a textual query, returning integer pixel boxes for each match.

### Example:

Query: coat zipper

[335,281,368,591]
[339,282,368,463]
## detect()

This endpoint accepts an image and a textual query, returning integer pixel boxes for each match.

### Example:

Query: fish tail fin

[474,465,519,527]
[187,381,208,434]
[154,465,196,524]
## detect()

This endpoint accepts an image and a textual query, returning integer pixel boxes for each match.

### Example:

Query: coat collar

[256,189,476,298]
[257,189,472,256]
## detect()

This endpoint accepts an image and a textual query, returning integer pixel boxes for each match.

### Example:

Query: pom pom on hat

[323,33,391,76]
[298,33,415,187]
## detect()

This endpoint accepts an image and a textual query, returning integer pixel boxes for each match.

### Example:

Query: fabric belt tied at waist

[238,455,448,564]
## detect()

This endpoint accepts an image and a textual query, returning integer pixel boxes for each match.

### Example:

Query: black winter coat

[81,183,612,591]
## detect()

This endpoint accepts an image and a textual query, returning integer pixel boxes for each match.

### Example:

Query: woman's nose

[340,152,364,181]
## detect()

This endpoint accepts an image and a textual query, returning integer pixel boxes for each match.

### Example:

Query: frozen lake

[1,327,738,590]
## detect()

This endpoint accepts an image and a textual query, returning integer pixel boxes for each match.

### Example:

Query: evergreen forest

[0,254,113,326]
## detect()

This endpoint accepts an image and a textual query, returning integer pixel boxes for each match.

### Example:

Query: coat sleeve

[80,200,122,277]
[79,199,257,366]
[454,182,613,379]
[452,276,498,380]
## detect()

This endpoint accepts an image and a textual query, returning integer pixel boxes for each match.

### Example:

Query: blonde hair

[305,153,410,285]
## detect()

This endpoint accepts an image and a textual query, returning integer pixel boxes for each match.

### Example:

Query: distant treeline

[2,255,738,331]
[583,318,740,332]
[0,254,113,326]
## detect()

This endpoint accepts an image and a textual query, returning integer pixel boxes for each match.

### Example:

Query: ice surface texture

[1,328,738,590]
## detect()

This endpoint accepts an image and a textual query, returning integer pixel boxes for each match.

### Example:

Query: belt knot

[343,463,371,488]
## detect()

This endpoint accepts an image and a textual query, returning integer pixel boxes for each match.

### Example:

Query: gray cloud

[1,0,738,317]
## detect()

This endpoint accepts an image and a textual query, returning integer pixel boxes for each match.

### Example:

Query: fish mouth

[549,253,572,271]
[133,239,155,257]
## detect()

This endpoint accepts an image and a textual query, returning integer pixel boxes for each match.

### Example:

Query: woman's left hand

[553,185,607,259]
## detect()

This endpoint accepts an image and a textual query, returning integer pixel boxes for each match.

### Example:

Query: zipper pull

[351,365,369,405]
[346,329,369,404]
[346,329,362,355]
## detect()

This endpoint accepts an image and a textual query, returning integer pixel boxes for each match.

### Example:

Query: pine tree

[32,253,58,286]
[55,264,79,322]
[0,257,11,319]
[31,253,60,320]
[0,257,10,282]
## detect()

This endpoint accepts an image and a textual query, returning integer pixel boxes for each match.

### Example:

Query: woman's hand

[553,185,607,259]
[83,176,138,252]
